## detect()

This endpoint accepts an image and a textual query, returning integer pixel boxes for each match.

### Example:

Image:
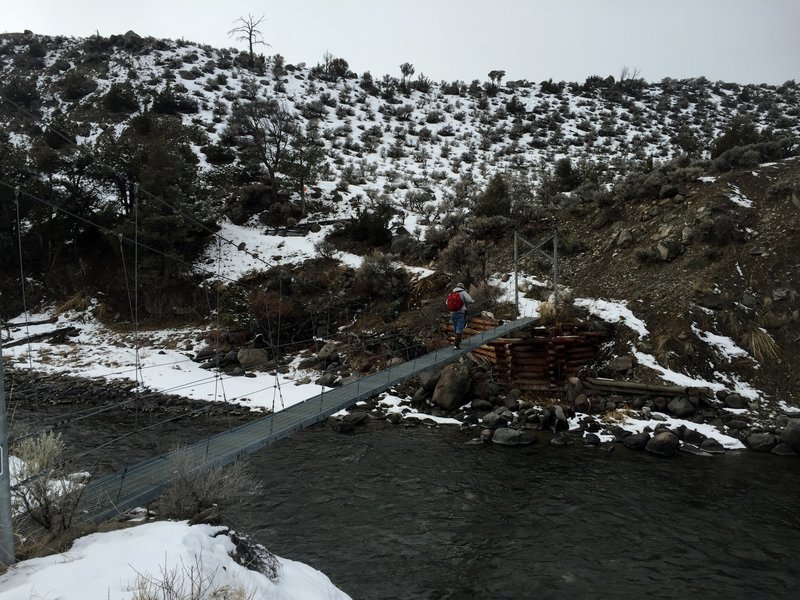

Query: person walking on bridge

[446,283,474,349]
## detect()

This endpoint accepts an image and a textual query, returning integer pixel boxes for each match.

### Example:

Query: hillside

[0,30,799,414]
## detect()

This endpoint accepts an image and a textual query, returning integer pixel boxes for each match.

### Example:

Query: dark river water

[12,397,800,600]
[237,424,800,600]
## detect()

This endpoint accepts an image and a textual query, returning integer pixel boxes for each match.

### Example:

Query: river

[11,394,800,599]
[239,423,800,600]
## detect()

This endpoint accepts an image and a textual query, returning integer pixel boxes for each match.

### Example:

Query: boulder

[550,432,573,446]
[682,428,707,446]
[573,393,590,414]
[723,393,748,409]
[315,373,338,387]
[608,356,634,373]
[431,363,471,411]
[418,367,443,392]
[656,239,683,261]
[470,399,493,412]
[668,397,695,418]
[680,444,712,457]
[700,438,726,454]
[331,410,368,433]
[481,412,508,429]
[237,348,269,370]
[646,431,680,457]
[747,433,778,452]
[584,433,601,445]
[780,419,800,452]
[622,431,650,449]
[317,342,339,363]
[771,443,798,456]
[492,428,536,446]
[616,229,634,248]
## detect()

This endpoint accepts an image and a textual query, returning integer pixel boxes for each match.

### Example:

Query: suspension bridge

[77,316,535,524]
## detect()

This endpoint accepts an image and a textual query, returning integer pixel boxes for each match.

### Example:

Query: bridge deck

[78,317,535,523]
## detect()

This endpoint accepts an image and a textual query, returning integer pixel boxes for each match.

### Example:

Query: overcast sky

[3,0,798,85]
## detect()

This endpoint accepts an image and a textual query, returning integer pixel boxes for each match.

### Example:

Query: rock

[772,288,790,302]
[315,373,338,387]
[431,363,471,411]
[411,387,428,404]
[418,368,443,392]
[387,357,404,367]
[728,419,748,430]
[608,356,634,373]
[503,396,520,410]
[682,428,707,446]
[550,432,573,446]
[680,443,713,457]
[622,431,650,449]
[330,410,368,433]
[386,412,402,425]
[481,412,508,429]
[492,428,536,446]
[741,291,758,309]
[747,433,778,452]
[771,443,798,456]
[668,397,695,418]
[616,229,633,248]
[700,438,726,454]
[723,393,748,409]
[749,246,766,255]
[780,419,800,452]
[656,239,683,261]
[640,406,652,420]
[646,431,680,457]
[584,433,601,445]
[237,348,270,370]
[317,342,339,363]
[470,398,493,412]
[480,428,494,442]
[653,397,668,411]
[573,393,590,413]
[554,405,568,424]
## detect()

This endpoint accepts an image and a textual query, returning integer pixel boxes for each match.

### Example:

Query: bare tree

[228,14,268,66]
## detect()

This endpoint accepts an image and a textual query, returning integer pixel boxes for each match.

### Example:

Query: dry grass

[742,328,780,362]
[538,301,572,326]
[601,408,633,423]
[56,291,88,314]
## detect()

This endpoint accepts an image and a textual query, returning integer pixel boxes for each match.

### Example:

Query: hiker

[446,283,474,349]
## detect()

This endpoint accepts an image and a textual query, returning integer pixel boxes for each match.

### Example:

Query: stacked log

[444,316,606,390]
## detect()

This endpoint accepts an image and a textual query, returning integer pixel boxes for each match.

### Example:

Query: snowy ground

[0,521,350,600]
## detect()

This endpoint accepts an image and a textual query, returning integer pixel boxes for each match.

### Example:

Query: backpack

[446,291,465,311]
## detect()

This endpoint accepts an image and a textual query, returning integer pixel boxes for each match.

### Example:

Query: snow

[620,413,746,450]
[690,324,750,361]
[574,298,649,337]
[0,521,350,600]
[778,400,800,415]
[378,393,461,425]
[728,183,754,208]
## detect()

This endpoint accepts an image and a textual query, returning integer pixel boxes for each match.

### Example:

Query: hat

[455,282,465,289]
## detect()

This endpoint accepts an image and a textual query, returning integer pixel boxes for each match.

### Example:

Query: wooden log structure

[443,316,607,390]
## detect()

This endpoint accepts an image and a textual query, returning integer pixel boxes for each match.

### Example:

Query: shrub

[353,251,407,298]
[11,432,85,534]
[153,445,262,521]
[60,70,98,100]
[339,207,392,246]
[103,82,139,113]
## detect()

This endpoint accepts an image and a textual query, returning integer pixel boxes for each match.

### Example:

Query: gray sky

[3,0,798,84]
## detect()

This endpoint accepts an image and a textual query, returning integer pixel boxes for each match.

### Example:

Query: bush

[103,82,139,113]
[60,70,98,100]
[11,432,85,534]
[153,446,262,521]
[340,207,392,246]
[353,252,407,298]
